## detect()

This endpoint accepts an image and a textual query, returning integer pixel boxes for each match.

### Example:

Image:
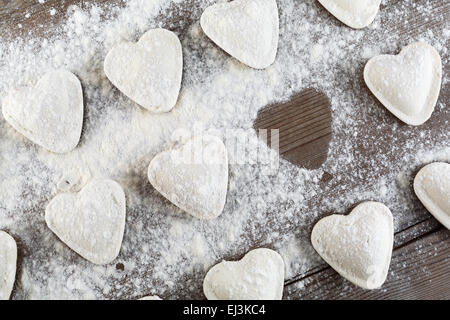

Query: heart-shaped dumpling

[104,28,182,113]
[318,0,381,29]
[148,135,228,220]
[2,70,84,153]
[414,162,450,229]
[0,231,17,300]
[311,201,394,289]
[364,42,442,126]
[200,0,279,69]
[203,248,285,300]
[45,179,126,265]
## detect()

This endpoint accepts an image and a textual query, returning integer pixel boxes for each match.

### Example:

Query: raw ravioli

[414,162,450,229]
[0,231,17,300]
[148,135,228,220]
[2,70,84,153]
[318,0,381,29]
[364,42,442,125]
[45,179,126,265]
[203,248,285,300]
[311,201,393,289]
[104,28,183,113]
[201,0,279,69]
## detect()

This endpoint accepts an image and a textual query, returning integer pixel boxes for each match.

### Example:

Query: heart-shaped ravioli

[414,162,450,229]
[104,28,182,113]
[148,135,228,220]
[45,179,126,265]
[318,0,381,29]
[364,42,442,125]
[203,248,285,300]
[2,70,83,153]
[0,231,17,300]
[200,0,279,69]
[311,201,394,289]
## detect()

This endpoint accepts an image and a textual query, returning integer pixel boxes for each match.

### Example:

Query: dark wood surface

[1,0,449,300]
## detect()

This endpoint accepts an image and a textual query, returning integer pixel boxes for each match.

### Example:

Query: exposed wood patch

[254,89,332,170]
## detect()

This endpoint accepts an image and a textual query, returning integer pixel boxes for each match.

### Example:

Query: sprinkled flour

[0,0,448,299]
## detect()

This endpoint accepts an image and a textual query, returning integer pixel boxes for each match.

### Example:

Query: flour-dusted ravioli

[2,69,84,153]
[311,201,394,289]
[200,0,279,69]
[318,0,381,29]
[0,231,17,300]
[104,28,182,113]
[203,248,285,300]
[414,162,450,229]
[364,42,442,125]
[148,135,228,220]
[45,179,126,265]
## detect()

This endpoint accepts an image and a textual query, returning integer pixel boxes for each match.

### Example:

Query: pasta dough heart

[364,42,442,125]
[2,70,83,153]
[148,135,228,220]
[0,231,17,300]
[318,0,381,29]
[414,162,450,229]
[203,248,285,300]
[311,201,394,289]
[45,179,126,265]
[200,0,279,69]
[104,28,182,113]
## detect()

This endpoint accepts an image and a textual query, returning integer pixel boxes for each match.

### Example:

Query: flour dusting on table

[0,0,448,299]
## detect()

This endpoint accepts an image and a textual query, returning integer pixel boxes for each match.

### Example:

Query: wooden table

[1,0,449,300]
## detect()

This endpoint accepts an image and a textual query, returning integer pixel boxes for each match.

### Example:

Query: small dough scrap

[200,0,279,69]
[203,248,285,300]
[148,135,228,220]
[364,42,442,125]
[2,69,84,153]
[104,28,182,113]
[414,162,450,229]
[311,201,394,289]
[318,0,381,29]
[0,231,17,300]
[45,179,126,265]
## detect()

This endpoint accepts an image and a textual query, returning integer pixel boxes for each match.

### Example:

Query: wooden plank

[284,227,450,300]
[0,0,118,38]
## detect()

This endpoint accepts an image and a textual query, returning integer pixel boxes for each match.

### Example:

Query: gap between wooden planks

[1,0,449,300]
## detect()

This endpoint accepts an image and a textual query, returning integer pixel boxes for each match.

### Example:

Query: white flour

[0,0,448,299]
